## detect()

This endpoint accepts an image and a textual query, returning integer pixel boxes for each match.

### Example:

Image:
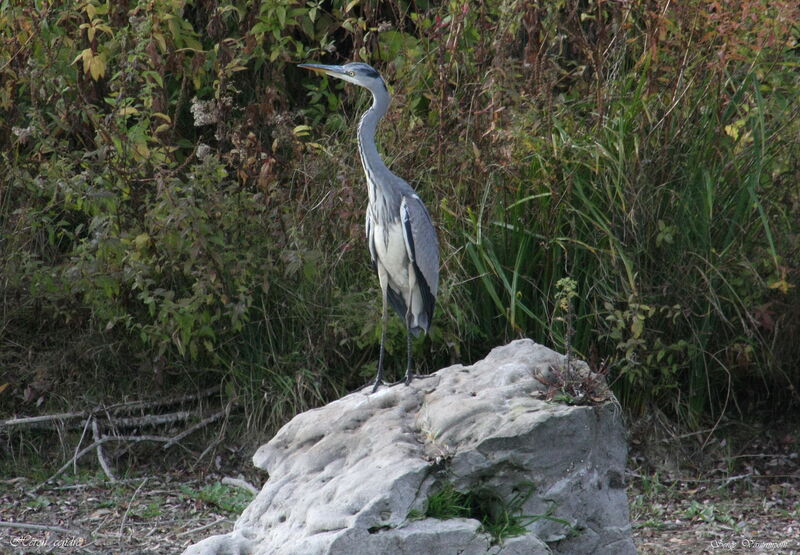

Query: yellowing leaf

[89,53,106,80]
[134,142,150,158]
[133,233,150,250]
[96,24,113,36]
[117,106,139,116]
[293,124,312,137]
[72,49,91,66]
[768,279,794,294]
[723,124,739,140]
[631,317,644,339]
[153,32,167,53]
[83,51,93,74]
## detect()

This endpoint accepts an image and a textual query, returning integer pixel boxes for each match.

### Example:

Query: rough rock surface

[184,339,634,555]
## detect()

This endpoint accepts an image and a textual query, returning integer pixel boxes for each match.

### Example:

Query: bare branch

[93,418,116,482]
[163,410,226,449]
[0,521,74,534]
[107,386,221,415]
[176,517,230,538]
[119,478,148,538]
[1,411,89,428]
[1,386,222,430]
[34,435,173,491]
[112,411,195,429]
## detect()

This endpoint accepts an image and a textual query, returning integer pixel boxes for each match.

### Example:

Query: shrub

[1,0,797,437]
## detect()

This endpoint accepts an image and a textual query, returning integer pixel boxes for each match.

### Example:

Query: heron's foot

[361,376,390,393]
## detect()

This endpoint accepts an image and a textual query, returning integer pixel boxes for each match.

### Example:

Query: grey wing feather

[400,195,440,331]
[365,212,377,272]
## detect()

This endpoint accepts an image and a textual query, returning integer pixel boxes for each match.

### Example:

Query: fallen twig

[48,477,146,491]
[193,438,223,470]
[627,470,799,484]
[109,410,195,429]
[1,386,221,430]
[93,418,116,482]
[106,386,221,415]
[0,521,74,534]
[34,435,172,491]
[119,478,148,538]
[176,517,230,538]
[0,411,89,428]
[163,410,226,449]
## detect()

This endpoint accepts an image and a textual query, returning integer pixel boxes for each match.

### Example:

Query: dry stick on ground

[106,386,221,414]
[118,477,148,539]
[176,517,231,538]
[0,521,75,534]
[31,409,227,492]
[74,414,93,477]
[0,386,221,430]
[33,435,172,492]
[193,438,223,470]
[49,477,147,491]
[112,410,195,428]
[162,410,226,449]
[92,418,116,482]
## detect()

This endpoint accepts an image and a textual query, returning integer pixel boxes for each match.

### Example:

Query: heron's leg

[371,277,389,393]
[404,311,414,385]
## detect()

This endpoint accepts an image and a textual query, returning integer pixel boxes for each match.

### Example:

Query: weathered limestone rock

[184,339,634,555]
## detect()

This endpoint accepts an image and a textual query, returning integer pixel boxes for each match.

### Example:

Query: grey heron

[298,61,440,392]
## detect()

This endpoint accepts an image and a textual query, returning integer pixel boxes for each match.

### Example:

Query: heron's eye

[348,71,355,76]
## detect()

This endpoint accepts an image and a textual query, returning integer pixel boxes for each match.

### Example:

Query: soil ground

[1,419,797,554]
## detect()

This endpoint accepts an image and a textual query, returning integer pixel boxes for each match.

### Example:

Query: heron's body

[299,61,439,391]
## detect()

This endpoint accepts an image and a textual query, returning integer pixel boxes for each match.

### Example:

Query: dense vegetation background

[2,0,798,452]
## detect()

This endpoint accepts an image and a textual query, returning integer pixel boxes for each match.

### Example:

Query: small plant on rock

[411,482,575,545]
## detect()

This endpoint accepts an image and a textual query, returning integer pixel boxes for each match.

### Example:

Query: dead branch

[32,409,226,491]
[176,517,230,538]
[93,418,116,482]
[48,477,146,491]
[106,386,221,415]
[1,386,221,430]
[193,438,223,470]
[1,411,89,428]
[0,521,74,534]
[111,411,195,429]
[163,410,226,449]
[34,435,173,491]
[119,478,148,538]
[10,387,230,492]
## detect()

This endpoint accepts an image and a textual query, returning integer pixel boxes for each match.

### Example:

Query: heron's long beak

[298,63,347,78]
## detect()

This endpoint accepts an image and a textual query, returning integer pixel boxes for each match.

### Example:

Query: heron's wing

[400,194,440,329]
[365,212,377,272]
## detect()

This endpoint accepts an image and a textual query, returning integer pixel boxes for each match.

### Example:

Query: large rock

[184,339,634,554]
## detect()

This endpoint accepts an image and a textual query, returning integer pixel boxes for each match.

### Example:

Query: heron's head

[298,62,386,93]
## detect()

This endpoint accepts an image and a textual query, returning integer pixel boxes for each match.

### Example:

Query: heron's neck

[357,89,391,203]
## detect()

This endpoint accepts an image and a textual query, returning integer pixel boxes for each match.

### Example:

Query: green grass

[180,482,254,516]
[412,482,575,545]
[463,61,798,425]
